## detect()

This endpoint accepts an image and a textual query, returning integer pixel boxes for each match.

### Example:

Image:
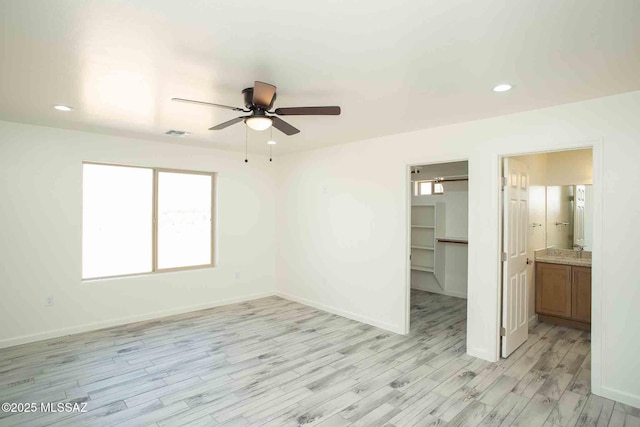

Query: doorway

[408,161,469,336]
[500,148,594,359]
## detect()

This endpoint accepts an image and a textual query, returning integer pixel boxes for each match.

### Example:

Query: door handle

[526,258,533,265]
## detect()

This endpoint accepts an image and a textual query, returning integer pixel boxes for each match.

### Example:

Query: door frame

[404,158,470,336]
[497,139,603,396]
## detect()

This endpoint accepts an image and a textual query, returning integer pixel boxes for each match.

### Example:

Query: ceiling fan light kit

[245,116,273,131]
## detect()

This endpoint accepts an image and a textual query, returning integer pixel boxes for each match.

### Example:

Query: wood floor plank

[511,393,558,427]
[545,390,587,426]
[574,394,615,427]
[477,392,529,427]
[0,291,636,427]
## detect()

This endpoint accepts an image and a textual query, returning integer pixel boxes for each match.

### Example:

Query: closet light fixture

[53,105,74,111]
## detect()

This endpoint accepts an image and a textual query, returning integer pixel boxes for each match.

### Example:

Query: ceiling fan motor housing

[242,87,276,110]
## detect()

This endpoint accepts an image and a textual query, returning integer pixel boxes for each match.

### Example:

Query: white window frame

[82,162,217,280]
[414,180,444,196]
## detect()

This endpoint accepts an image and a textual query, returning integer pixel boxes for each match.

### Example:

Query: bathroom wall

[546,149,593,185]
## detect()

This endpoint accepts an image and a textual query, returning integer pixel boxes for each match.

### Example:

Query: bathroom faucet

[573,244,585,257]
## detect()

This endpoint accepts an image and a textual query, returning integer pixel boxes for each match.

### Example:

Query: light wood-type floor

[1,290,638,426]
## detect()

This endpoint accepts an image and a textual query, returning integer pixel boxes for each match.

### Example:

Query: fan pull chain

[244,126,248,163]
[269,128,273,162]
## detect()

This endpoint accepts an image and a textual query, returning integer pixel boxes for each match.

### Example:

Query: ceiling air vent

[165,130,191,136]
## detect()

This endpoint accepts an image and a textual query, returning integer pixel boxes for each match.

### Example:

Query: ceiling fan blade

[271,116,300,135]
[209,117,245,130]
[172,98,245,112]
[274,106,341,116]
[253,81,277,108]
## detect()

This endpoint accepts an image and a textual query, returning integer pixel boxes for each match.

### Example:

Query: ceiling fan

[172,81,341,136]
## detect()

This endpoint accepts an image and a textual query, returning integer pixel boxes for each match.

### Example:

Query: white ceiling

[1,0,639,154]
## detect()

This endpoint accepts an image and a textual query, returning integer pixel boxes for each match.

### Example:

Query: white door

[501,158,530,358]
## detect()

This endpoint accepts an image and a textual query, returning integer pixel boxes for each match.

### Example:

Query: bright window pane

[434,183,444,194]
[157,172,212,269]
[82,164,153,279]
[419,181,432,195]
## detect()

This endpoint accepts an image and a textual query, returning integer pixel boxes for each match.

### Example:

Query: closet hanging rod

[433,175,469,183]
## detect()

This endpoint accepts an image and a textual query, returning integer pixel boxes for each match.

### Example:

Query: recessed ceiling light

[493,84,512,92]
[53,105,74,111]
[267,140,277,145]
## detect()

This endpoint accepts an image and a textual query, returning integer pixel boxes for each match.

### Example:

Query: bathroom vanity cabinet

[535,262,591,331]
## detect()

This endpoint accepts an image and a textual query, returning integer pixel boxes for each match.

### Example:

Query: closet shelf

[411,225,435,229]
[436,237,468,245]
[411,265,434,272]
[411,245,435,250]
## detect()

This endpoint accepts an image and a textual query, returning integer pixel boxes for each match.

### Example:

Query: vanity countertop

[535,248,592,267]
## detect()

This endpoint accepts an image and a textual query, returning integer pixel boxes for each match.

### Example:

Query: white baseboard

[276,291,404,335]
[528,314,538,326]
[0,291,275,349]
[440,289,468,299]
[467,346,498,363]
[599,386,640,410]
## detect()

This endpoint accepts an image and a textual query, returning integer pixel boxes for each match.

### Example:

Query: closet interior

[410,161,469,299]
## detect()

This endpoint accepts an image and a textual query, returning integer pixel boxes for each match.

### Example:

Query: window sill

[82,264,217,283]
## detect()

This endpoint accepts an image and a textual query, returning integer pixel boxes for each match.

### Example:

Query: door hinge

[501,252,507,262]
[501,176,507,187]
[500,327,506,336]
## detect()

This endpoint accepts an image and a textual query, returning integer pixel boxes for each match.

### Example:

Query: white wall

[276,90,640,408]
[0,121,277,348]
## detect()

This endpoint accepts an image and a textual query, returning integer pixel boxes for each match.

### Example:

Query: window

[82,163,214,279]
[157,171,212,270]
[414,180,444,196]
[417,181,432,195]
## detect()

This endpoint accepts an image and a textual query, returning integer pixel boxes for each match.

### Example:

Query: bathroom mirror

[540,185,592,250]
[529,184,592,251]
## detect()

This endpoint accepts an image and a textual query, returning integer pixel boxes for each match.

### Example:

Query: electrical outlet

[45,296,54,307]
